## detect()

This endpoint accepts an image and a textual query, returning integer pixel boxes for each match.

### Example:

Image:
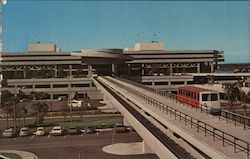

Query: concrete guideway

[0,150,38,159]
[94,77,190,159]
[103,76,250,159]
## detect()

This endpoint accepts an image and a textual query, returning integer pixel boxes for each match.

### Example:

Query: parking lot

[0,130,158,159]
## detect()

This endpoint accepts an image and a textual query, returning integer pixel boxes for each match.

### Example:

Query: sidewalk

[0,150,38,159]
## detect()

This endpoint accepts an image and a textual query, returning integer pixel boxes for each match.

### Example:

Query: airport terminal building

[2,41,247,102]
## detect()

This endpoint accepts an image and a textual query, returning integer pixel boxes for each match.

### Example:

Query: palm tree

[2,106,13,128]
[21,106,28,127]
[224,83,241,111]
[32,102,49,125]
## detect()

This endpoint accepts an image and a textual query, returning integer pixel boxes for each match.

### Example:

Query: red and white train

[177,85,221,114]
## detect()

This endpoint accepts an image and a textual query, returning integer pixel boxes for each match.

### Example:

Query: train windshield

[211,93,218,101]
[202,94,209,101]
[202,93,218,101]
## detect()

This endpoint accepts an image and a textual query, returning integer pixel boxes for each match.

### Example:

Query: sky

[2,1,250,63]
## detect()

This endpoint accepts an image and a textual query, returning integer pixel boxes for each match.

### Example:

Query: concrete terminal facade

[1,41,245,103]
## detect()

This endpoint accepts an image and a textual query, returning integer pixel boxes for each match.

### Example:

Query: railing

[105,76,250,159]
[221,110,250,129]
[114,76,250,130]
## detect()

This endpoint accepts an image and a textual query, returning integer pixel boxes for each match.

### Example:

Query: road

[0,131,158,159]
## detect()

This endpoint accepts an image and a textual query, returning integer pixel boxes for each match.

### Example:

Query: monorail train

[177,86,221,114]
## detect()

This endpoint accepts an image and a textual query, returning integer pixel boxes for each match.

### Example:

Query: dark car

[113,123,127,133]
[2,128,15,138]
[81,125,96,134]
[67,126,79,135]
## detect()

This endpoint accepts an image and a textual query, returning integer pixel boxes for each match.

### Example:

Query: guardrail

[114,76,250,130]
[107,76,250,159]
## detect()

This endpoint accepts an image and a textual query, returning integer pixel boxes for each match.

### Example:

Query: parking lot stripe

[13,138,16,141]
[48,135,50,138]
[30,135,35,139]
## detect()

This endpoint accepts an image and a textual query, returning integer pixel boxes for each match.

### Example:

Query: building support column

[112,64,117,75]
[88,65,92,77]
[127,64,131,75]
[69,65,72,77]
[142,140,154,154]
[210,62,214,73]
[50,83,53,100]
[141,64,145,75]
[54,65,58,78]
[123,117,131,127]
[197,63,200,73]
[169,63,173,75]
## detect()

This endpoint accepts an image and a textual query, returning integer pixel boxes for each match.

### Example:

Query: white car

[19,127,30,137]
[50,126,63,136]
[0,154,11,159]
[68,100,82,108]
[2,128,15,138]
[34,127,45,136]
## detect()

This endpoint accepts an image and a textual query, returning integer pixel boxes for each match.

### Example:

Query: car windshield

[37,128,43,131]
[53,128,61,131]
[21,129,27,132]
[69,127,76,130]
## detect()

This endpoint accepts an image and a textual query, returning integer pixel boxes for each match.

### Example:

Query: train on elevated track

[177,85,221,115]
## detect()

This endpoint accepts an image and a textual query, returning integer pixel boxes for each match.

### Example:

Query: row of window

[178,89,199,100]
[7,83,95,89]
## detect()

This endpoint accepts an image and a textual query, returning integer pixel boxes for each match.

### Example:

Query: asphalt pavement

[0,131,158,159]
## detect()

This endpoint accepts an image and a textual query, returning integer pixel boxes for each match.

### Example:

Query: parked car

[19,127,30,137]
[34,127,45,136]
[67,126,79,135]
[0,154,11,159]
[113,123,127,133]
[81,125,96,134]
[2,128,15,138]
[50,126,64,136]
[68,100,82,108]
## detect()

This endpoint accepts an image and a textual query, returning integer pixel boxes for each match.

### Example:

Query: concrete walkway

[103,142,151,155]
[0,150,38,159]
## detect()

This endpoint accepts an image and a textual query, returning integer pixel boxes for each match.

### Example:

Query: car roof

[53,126,62,129]
[178,85,209,92]
[20,127,28,130]
[37,127,44,129]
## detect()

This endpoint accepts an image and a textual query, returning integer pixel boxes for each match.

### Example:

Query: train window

[211,93,218,101]
[202,94,209,101]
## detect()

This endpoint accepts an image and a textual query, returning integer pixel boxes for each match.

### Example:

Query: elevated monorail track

[95,77,195,159]
[104,76,250,159]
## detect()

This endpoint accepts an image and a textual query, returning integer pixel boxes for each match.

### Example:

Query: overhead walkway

[98,76,250,159]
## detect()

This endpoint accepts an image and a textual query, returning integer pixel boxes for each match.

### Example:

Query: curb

[0,150,38,159]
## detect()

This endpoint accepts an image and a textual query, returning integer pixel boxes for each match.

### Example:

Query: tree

[59,96,68,122]
[224,83,241,111]
[21,106,28,127]
[2,106,13,128]
[32,102,49,125]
